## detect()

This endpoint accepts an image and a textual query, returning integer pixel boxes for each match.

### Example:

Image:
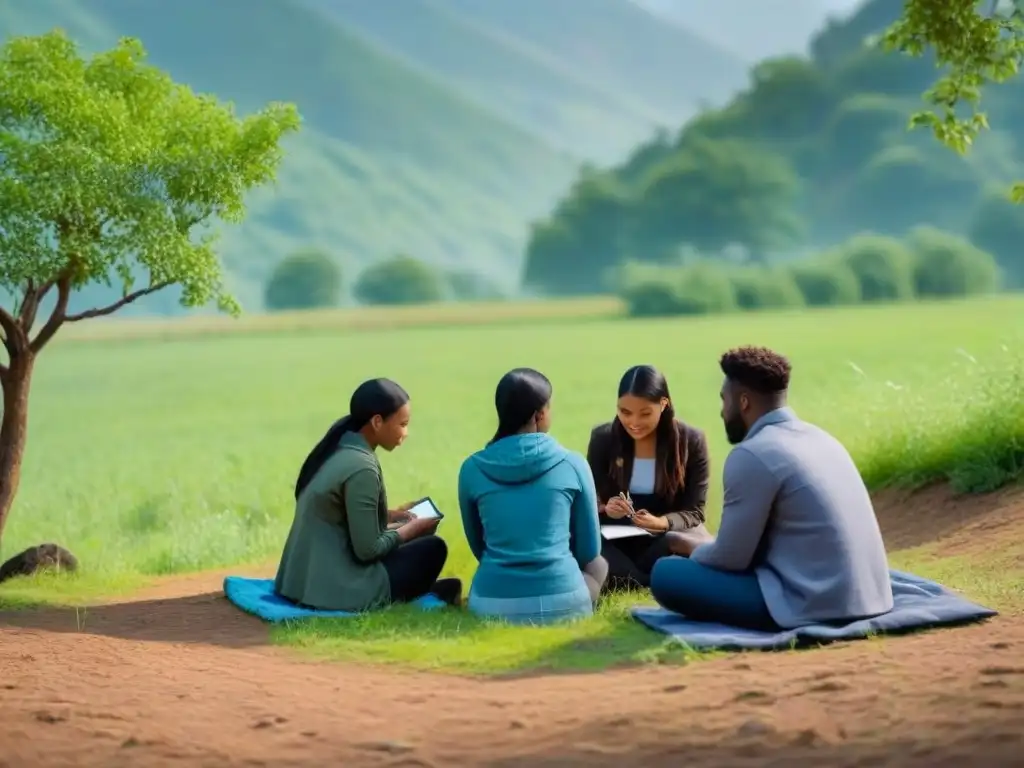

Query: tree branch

[63,280,174,323]
[0,306,22,357]
[29,275,72,354]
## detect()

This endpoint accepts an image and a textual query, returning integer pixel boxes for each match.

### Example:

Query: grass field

[1,295,1022,672]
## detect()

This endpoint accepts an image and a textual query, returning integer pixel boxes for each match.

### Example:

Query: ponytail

[294,416,358,499]
[488,368,552,446]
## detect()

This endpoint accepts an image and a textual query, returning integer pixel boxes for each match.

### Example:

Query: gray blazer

[691,407,893,628]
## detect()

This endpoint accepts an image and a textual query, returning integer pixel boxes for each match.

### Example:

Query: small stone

[359,740,414,755]
[737,719,775,738]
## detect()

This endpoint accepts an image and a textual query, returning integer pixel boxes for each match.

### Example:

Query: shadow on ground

[0,591,269,650]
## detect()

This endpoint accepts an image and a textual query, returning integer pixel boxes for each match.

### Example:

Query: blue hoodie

[457,432,602,600]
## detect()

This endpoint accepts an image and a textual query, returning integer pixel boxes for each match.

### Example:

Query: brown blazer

[586,419,710,531]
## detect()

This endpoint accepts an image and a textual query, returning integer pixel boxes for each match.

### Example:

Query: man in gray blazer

[649,345,893,630]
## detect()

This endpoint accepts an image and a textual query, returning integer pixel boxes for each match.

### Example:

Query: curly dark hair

[719,346,792,394]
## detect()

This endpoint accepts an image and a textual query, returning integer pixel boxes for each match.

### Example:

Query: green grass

[2,296,1022,671]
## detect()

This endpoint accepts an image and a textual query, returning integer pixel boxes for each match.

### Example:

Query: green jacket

[274,432,401,611]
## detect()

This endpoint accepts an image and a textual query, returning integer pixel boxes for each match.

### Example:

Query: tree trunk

[0,351,35,543]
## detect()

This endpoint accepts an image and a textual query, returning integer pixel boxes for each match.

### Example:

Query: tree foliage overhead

[882,0,1024,201]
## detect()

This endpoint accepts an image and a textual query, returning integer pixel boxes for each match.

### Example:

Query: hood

[470,433,567,485]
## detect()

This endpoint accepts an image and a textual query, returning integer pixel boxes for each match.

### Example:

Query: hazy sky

[633,0,867,62]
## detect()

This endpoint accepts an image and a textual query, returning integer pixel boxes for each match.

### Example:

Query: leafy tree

[907,226,1002,297]
[883,0,1024,200]
[838,234,917,302]
[263,250,342,311]
[787,258,863,307]
[821,94,910,178]
[0,32,299,538]
[354,255,443,306]
[839,145,980,235]
[632,138,805,261]
[734,57,838,142]
[968,188,1024,286]
[521,174,632,295]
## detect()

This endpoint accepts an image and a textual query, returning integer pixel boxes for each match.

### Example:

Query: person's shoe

[431,578,463,607]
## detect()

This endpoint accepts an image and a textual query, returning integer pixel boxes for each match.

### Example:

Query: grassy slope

[1,297,1021,670]
[0,0,576,313]
[305,0,747,161]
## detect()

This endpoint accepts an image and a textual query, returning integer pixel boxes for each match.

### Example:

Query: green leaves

[0,30,301,317]
[883,0,1024,164]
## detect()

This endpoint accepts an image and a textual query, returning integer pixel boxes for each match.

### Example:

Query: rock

[737,719,775,738]
[0,543,78,584]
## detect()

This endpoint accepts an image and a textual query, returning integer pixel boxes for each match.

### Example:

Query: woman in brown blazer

[586,365,711,591]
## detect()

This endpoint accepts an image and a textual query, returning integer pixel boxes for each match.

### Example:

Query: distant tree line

[520,0,1024,299]
[263,250,503,311]
[618,227,1001,318]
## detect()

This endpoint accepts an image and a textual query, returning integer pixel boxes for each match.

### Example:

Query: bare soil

[1,486,1022,767]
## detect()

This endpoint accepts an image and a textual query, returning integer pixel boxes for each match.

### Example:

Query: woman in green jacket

[274,378,461,612]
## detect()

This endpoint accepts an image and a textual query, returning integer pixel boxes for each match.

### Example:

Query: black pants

[381,535,448,603]
[601,534,673,591]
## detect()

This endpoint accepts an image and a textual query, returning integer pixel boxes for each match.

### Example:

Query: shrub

[906,226,1001,298]
[787,257,862,306]
[838,233,916,302]
[263,249,342,311]
[727,266,806,310]
[354,255,443,306]
[619,261,737,317]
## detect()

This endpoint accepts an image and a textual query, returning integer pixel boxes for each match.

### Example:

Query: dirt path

[1,488,1022,767]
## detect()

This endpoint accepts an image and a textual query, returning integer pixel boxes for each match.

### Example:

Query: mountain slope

[0,0,577,313]
[442,0,747,121]
[633,0,865,62]
[305,0,748,162]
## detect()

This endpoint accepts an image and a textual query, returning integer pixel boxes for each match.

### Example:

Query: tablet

[407,497,444,520]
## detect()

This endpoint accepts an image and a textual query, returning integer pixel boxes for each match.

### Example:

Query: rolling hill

[0,0,748,315]
[633,0,865,62]
[304,0,748,160]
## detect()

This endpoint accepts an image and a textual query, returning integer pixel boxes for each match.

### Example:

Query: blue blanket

[631,570,997,651]
[222,576,446,622]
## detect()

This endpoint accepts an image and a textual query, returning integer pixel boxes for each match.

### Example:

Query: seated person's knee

[583,555,609,587]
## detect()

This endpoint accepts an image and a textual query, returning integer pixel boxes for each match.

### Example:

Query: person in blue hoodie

[457,368,608,625]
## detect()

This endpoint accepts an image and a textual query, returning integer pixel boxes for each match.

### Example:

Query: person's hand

[397,516,439,542]
[664,528,714,557]
[388,502,415,524]
[632,510,669,533]
[664,531,697,557]
[604,496,632,519]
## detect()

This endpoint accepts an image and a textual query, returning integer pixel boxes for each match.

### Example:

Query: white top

[629,458,656,495]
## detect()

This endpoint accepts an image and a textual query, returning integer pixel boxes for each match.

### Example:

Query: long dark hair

[293,378,410,499]
[490,368,552,445]
[610,365,686,499]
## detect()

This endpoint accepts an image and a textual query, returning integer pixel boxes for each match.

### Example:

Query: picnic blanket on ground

[630,569,997,651]
[222,576,446,622]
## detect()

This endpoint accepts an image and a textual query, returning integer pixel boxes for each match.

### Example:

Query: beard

[723,412,748,445]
